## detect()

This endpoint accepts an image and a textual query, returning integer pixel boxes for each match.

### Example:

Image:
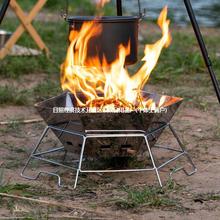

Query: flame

[61,7,172,112]
[96,0,111,8]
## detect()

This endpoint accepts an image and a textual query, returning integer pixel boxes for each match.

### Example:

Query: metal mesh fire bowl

[35,91,182,157]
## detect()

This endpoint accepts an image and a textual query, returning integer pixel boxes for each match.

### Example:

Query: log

[0,192,106,216]
[0,118,43,125]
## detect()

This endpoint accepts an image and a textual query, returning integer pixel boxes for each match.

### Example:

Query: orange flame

[96,0,111,8]
[61,7,172,111]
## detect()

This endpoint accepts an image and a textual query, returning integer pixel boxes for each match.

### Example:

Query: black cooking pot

[66,0,144,66]
[68,16,140,65]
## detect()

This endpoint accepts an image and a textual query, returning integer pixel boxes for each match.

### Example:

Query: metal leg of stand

[21,126,49,179]
[21,124,196,188]
[168,124,197,176]
[74,136,87,189]
[20,126,65,187]
[144,135,163,187]
[57,122,70,163]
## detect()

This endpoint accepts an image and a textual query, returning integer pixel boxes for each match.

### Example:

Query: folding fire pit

[21,91,196,188]
[21,0,199,188]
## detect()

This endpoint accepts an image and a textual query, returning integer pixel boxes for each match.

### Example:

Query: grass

[111,179,181,210]
[147,30,220,85]
[194,192,220,202]
[13,0,114,15]
[115,184,178,210]
[0,182,52,197]
[0,120,22,134]
[0,183,31,194]
[0,183,53,219]
[0,79,61,106]
[0,86,29,105]
[33,79,62,101]
[207,194,220,201]
[213,123,220,140]
[0,143,26,153]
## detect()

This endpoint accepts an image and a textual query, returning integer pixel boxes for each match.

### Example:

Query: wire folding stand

[21,122,197,188]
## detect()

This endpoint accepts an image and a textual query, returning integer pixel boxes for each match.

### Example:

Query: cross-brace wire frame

[21,123,197,188]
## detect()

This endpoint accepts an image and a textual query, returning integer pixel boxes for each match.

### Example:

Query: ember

[61,7,172,111]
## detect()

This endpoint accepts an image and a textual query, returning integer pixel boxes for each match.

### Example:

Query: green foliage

[0,183,30,194]
[0,79,62,106]
[194,192,220,203]
[115,184,177,209]
[33,80,62,100]
[3,0,113,15]
[146,31,220,84]
[0,86,29,105]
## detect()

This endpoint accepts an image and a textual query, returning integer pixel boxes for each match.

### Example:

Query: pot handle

[138,0,146,19]
[61,0,146,20]
[117,0,145,19]
[60,0,68,20]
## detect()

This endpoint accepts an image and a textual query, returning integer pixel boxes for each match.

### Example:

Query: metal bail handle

[61,0,145,20]
[60,0,69,20]
[116,0,145,19]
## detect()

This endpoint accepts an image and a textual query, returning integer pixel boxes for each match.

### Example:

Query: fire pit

[21,3,196,188]
[21,91,196,188]
[35,91,182,156]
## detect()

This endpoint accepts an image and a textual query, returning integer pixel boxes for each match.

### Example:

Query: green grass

[0,182,52,219]
[207,194,220,201]
[147,31,220,85]
[0,183,35,202]
[0,182,52,197]
[194,192,220,202]
[0,79,61,106]
[0,142,26,153]
[0,183,30,194]
[115,185,177,209]
[0,119,23,135]
[33,79,62,101]
[113,180,181,210]
[10,0,114,15]
[0,86,29,105]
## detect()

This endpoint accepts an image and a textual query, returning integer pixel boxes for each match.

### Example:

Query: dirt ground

[0,71,220,220]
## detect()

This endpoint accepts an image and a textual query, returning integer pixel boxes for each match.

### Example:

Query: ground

[1,84,220,220]
[0,3,220,220]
